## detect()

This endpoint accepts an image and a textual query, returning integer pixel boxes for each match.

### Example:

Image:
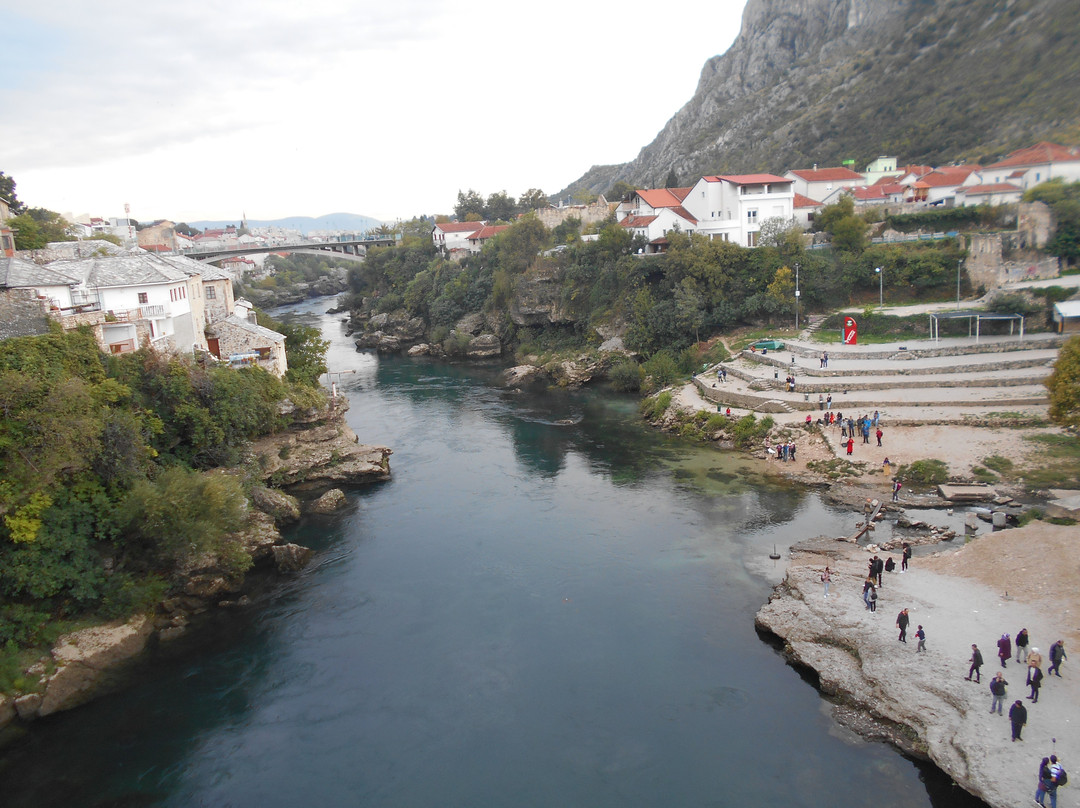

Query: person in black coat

[1015,628,1030,662]
[967,644,984,683]
[1009,699,1027,741]
[896,608,910,643]
[1048,640,1067,677]
[1027,664,1044,702]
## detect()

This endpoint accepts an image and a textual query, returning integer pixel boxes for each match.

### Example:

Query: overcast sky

[1,1,748,225]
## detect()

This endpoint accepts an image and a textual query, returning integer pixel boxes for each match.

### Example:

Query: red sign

[843,317,858,345]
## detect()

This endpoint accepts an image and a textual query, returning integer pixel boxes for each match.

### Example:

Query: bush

[731,414,774,448]
[640,391,672,421]
[899,459,949,485]
[642,351,679,390]
[609,359,643,392]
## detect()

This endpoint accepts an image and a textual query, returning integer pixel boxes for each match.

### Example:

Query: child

[915,625,926,652]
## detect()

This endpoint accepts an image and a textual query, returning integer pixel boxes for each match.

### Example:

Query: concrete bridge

[186,236,398,264]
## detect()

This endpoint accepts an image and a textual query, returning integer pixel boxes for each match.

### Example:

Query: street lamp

[875,266,883,309]
[957,259,963,310]
[794,262,800,331]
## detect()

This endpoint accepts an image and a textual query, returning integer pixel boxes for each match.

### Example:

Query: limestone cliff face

[567,0,1078,195]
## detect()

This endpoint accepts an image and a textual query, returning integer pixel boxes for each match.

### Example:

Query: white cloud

[2,0,748,222]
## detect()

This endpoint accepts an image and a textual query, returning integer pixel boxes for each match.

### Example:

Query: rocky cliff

[566,0,1080,196]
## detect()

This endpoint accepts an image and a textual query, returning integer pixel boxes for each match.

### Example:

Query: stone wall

[0,289,51,340]
[966,232,1059,291]
[534,196,613,229]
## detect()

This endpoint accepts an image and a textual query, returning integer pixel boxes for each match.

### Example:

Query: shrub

[609,359,643,392]
[642,351,679,389]
[898,459,949,485]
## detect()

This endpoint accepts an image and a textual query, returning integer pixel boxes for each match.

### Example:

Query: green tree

[1047,335,1080,428]
[606,181,638,202]
[0,171,25,213]
[517,188,548,212]
[454,189,486,221]
[485,190,516,222]
[664,169,679,188]
[765,265,796,319]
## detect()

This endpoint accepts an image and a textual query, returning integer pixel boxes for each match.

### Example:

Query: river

[0,300,985,807]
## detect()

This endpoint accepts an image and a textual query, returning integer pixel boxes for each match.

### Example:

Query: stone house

[205,298,287,377]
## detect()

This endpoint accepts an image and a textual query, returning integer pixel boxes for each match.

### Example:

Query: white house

[616,187,697,251]
[979,142,1080,191]
[793,193,824,229]
[784,167,866,203]
[432,221,483,252]
[955,182,1024,207]
[682,174,796,247]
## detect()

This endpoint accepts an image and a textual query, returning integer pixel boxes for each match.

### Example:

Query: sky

[1,0,748,225]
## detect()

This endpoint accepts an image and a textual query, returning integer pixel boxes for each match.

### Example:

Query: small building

[1052,300,1080,333]
[205,299,287,377]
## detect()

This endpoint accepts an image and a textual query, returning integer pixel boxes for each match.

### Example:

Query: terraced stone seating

[694,333,1064,424]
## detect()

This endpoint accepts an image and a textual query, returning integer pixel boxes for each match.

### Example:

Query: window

[747,232,758,247]
[206,286,217,300]
[138,292,148,304]
[747,208,758,223]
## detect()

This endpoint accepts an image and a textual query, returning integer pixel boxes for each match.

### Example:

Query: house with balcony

[616,187,697,251]
[681,174,796,247]
[432,221,484,253]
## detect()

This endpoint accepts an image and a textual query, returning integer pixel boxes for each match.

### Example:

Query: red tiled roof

[793,193,822,208]
[670,206,698,225]
[898,165,935,177]
[619,215,658,229]
[958,183,1023,195]
[787,167,865,182]
[919,170,976,188]
[849,183,906,201]
[637,188,689,208]
[468,225,509,240]
[707,174,791,185]
[986,141,1080,170]
[872,174,901,186]
[435,221,484,234]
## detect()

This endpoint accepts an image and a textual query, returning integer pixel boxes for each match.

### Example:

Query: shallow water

[0,300,986,807]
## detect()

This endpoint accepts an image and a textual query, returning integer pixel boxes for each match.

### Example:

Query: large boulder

[37,616,154,718]
[250,486,301,525]
[503,365,548,389]
[309,488,347,514]
[467,334,502,358]
[272,543,314,572]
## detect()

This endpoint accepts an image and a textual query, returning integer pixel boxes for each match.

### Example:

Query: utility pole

[957,259,963,310]
[875,266,883,309]
[794,262,801,331]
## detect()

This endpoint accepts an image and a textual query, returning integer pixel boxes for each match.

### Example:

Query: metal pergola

[928,311,1025,342]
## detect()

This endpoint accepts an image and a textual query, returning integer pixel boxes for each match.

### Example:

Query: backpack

[1055,768,1068,787]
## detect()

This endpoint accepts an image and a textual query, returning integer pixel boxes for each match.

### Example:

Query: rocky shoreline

[755,523,1079,808]
[0,396,391,742]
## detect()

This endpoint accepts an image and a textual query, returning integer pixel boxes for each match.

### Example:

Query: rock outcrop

[249,399,392,492]
[272,543,314,572]
[308,488,347,514]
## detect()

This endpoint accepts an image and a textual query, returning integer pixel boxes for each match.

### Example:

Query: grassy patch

[1019,433,1080,489]
[898,459,949,485]
[971,466,997,483]
[805,457,862,480]
[982,455,1014,473]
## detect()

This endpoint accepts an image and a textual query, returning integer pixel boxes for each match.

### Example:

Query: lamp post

[794,262,800,331]
[875,266,883,309]
[956,259,963,310]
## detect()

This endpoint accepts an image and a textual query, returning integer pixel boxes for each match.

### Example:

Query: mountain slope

[566,0,1080,196]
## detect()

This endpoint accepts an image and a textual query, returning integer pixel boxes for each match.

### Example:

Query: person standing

[862,420,871,444]
[1049,756,1065,808]
[821,566,831,599]
[818,393,824,410]
[868,582,878,613]
[915,625,926,652]
[883,457,892,476]
[1036,757,1052,806]
[1008,699,1027,741]
[989,672,1008,715]
[892,479,902,502]
[874,555,884,587]
[826,393,832,410]
[873,409,880,427]
[846,437,854,455]
[1048,640,1067,677]
[875,427,883,447]
[823,351,828,368]
[862,576,875,610]
[1016,628,1030,663]
[997,634,1011,668]
[896,608,909,642]
[1028,660,1044,702]
[967,644,984,682]
[901,542,911,571]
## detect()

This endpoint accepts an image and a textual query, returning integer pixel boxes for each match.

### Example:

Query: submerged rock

[272,543,314,573]
[309,488,347,514]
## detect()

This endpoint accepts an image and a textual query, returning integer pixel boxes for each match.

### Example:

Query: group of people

[967,631,1068,760]
[817,393,833,410]
[766,440,798,462]
[784,374,797,393]
[819,351,829,368]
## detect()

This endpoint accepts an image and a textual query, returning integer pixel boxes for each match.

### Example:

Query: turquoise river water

[0,300,987,808]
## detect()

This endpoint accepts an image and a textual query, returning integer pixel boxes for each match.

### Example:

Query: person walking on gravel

[896,608,909,643]
[967,644,984,683]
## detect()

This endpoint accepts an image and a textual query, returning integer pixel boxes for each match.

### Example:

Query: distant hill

[188,212,384,235]
[563,0,1080,197]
